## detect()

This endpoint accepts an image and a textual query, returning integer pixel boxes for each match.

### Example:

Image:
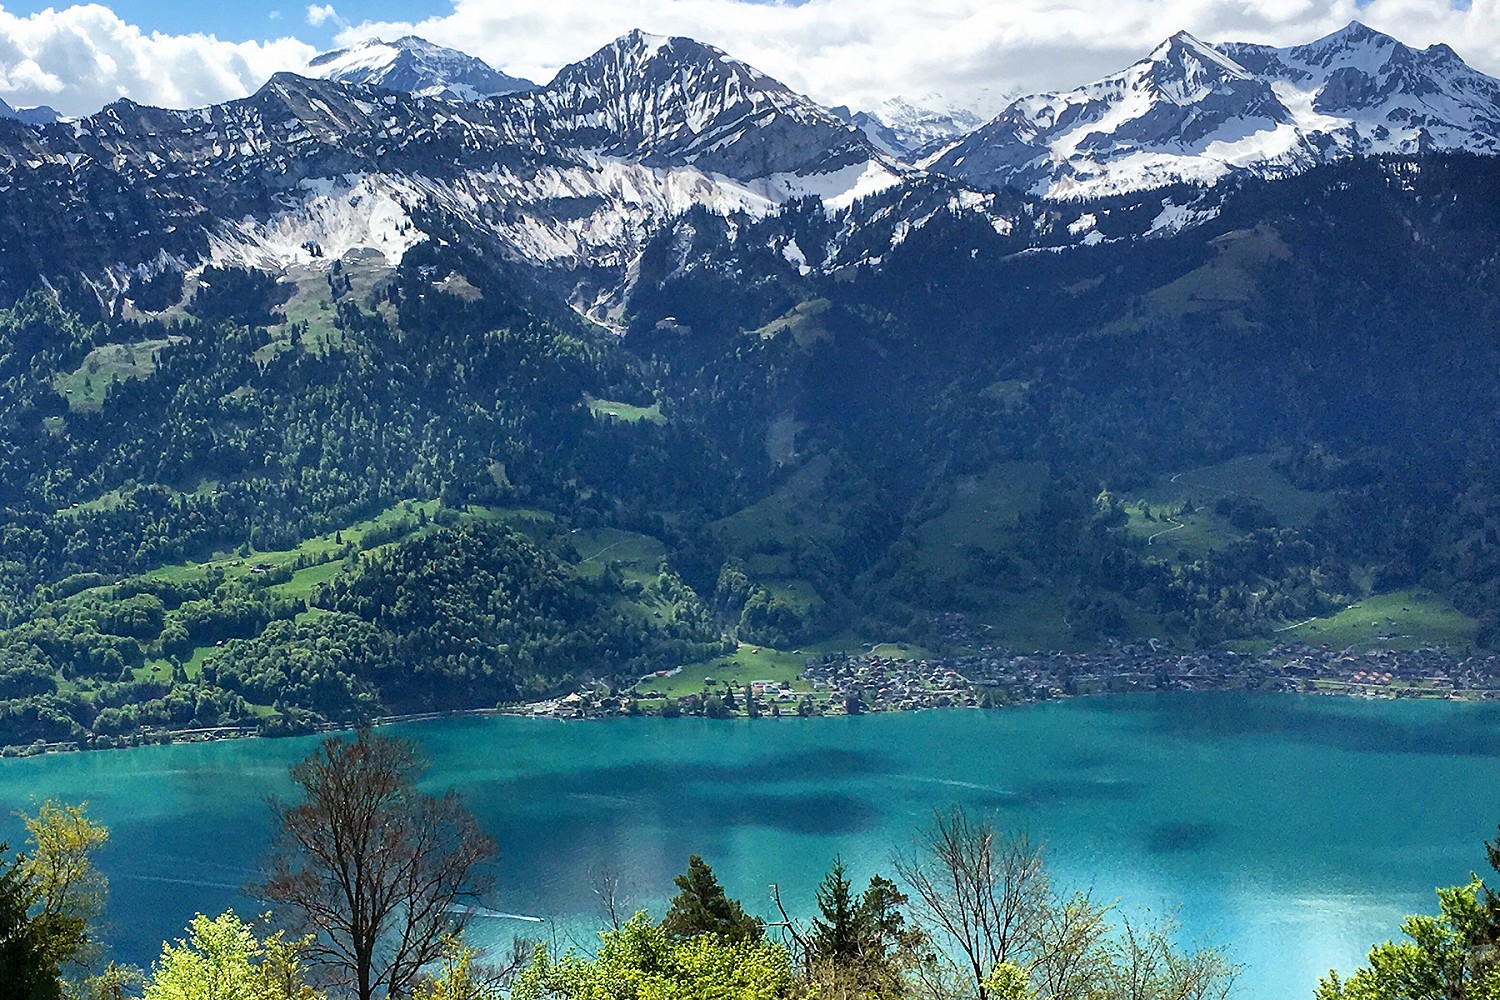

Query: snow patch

[209,174,426,269]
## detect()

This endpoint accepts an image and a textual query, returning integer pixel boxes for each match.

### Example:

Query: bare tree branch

[251,729,495,1000]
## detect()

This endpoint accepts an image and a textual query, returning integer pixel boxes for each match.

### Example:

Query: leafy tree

[808,858,921,997]
[1316,880,1499,1000]
[143,911,320,1000]
[512,912,793,1000]
[660,856,763,944]
[1319,824,1500,1000]
[983,963,1032,1000]
[0,801,111,1000]
[253,730,495,1000]
[0,848,61,1000]
[412,940,507,1000]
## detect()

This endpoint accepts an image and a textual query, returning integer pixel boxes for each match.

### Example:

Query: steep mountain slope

[930,21,1500,198]
[0,31,899,313]
[304,35,535,99]
[0,98,58,126]
[839,96,987,158]
[623,152,1500,649]
[516,30,896,190]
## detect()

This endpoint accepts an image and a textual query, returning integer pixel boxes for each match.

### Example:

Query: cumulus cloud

[0,4,315,116]
[0,0,1497,120]
[306,4,343,28]
[335,0,1500,114]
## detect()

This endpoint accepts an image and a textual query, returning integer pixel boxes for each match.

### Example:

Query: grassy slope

[53,338,185,412]
[1118,453,1329,561]
[1272,589,1475,651]
[586,398,665,424]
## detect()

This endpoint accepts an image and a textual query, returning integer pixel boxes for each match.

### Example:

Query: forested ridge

[0,153,1497,748]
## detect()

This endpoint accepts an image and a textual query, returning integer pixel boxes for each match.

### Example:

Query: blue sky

[25,0,450,43]
[0,0,1494,119]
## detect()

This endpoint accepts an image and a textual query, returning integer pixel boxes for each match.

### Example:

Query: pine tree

[811,857,860,964]
[660,856,762,944]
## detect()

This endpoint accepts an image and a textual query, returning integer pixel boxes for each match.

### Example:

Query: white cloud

[0,1,1497,120]
[306,4,342,28]
[0,4,315,116]
[333,0,1500,115]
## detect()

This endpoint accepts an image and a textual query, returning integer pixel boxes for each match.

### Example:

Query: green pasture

[586,397,665,424]
[1273,589,1476,651]
[54,338,183,411]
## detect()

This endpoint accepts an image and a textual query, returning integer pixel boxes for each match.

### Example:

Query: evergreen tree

[811,857,860,965]
[0,849,62,1000]
[660,856,762,944]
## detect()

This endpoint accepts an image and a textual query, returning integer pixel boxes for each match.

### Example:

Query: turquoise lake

[2,692,1498,999]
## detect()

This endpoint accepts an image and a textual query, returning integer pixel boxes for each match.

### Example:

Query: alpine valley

[0,21,1498,749]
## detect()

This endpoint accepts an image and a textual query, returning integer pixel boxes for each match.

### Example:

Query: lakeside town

[523,641,1500,719]
[13,642,1498,752]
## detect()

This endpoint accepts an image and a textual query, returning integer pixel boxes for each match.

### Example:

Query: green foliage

[1318,826,1500,1000]
[1316,881,1500,1000]
[320,521,721,711]
[0,801,112,1000]
[810,859,921,997]
[412,940,500,1000]
[512,913,795,1000]
[983,963,1032,1000]
[5,156,1500,745]
[0,849,63,1000]
[143,911,320,1000]
[660,856,763,945]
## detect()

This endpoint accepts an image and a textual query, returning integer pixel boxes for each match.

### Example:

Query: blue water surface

[2,692,1497,999]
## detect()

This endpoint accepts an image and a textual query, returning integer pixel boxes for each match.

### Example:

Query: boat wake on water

[449,904,546,923]
[117,873,244,891]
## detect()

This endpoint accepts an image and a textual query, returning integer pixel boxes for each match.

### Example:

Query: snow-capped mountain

[304,36,534,100]
[0,30,899,314]
[929,21,1500,198]
[1,22,1499,315]
[0,97,59,126]
[840,96,988,158]
[521,30,891,185]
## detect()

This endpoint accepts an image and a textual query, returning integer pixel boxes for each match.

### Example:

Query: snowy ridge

[929,21,1500,198]
[515,29,895,180]
[0,22,1496,313]
[842,95,989,158]
[0,97,59,126]
[0,30,902,313]
[304,36,534,101]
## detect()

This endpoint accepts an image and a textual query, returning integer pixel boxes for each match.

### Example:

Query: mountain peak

[1146,31,1250,79]
[579,29,731,75]
[616,28,672,51]
[0,97,59,126]
[303,35,533,101]
[1325,20,1391,45]
[535,29,890,188]
[845,94,987,158]
[929,20,1500,199]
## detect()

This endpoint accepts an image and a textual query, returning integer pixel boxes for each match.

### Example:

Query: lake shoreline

[9,639,1498,758]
